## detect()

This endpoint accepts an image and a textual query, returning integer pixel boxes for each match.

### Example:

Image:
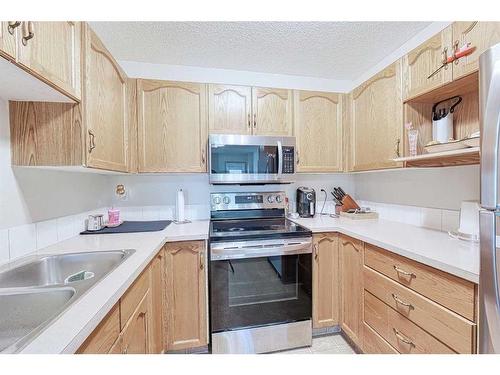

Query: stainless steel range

[209,191,313,354]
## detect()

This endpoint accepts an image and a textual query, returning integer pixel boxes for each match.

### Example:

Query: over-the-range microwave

[208,134,296,184]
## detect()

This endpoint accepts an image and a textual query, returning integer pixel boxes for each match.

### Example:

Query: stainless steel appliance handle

[210,240,312,261]
[277,140,283,178]
[480,44,500,209]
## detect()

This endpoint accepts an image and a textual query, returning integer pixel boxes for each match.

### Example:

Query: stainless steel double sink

[0,249,135,353]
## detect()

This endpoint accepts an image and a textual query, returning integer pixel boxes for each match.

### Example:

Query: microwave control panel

[282,147,295,174]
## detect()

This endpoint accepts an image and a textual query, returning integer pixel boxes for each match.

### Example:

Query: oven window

[210,145,278,174]
[210,253,312,333]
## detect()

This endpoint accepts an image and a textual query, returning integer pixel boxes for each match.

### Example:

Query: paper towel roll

[176,189,185,222]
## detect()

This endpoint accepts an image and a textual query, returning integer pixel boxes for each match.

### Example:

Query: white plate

[424,140,468,153]
[461,137,480,148]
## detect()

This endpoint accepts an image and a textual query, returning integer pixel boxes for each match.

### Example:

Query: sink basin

[0,249,135,353]
[0,287,75,353]
[0,250,134,288]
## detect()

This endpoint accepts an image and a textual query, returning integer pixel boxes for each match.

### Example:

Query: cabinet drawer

[364,266,475,353]
[363,322,398,354]
[77,304,120,354]
[120,267,151,328]
[364,291,455,354]
[364,243,475,320]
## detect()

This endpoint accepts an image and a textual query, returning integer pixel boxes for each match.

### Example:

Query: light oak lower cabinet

[120,291,152,354]
[165,241,208,351]
[340,234,364,347]
[137,79,208,173]
[312,233,340,328]
[294,91,343,172]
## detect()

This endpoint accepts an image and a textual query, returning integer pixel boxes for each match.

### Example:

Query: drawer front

[120,267,151,328]
[364,243,475,321]
[363,322,398,354]
[364,266,475,353]
[364,291,455,354]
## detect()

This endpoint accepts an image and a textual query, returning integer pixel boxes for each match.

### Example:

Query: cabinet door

[137,79,208,173]
[83,25,129,172]
[351,61,403,171]
[252,87,293,136]
[17,21,81,100]
[150,250,165,354]
[77,304,120,354]
[340,235,363,347]
[121,291,152,354]
[312,233,340,328]
[165,241,208,351]
[294,91,343,172]
[403,26,453,100]
[452,22,500,80]
[0,22,18,60]
[208,84,252,135]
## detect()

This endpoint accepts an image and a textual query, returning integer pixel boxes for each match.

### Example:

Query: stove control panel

[211,192,286,211]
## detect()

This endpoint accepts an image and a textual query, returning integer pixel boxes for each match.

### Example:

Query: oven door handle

[277,140,283,178]
[210,241,312,261]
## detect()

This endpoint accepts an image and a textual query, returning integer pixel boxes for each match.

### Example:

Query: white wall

[0,98,111,230]
[353,165,480,211]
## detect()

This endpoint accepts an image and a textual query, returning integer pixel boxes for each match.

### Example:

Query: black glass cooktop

[209,218,311,242]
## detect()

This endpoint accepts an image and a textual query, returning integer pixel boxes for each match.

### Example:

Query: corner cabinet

[312,233,340,328]
[83,25,130,172]
[137,80,208,173]
[340,235,364,348]
[403,26,453,100]
[208,84,252,135]
[349,61,403,171]
[165,241,208,351]
[252,87,293,136]
[294,91,343,172]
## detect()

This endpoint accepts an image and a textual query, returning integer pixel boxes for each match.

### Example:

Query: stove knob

[213,196,221,205]
[275,195,283,203]
[267,195,275,203]
[223,196,231,204]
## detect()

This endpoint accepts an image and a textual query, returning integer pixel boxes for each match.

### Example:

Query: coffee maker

[296,187,316,218]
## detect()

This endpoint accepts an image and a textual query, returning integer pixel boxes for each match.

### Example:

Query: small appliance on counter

[296,187,316,217]
[449,201,480,242]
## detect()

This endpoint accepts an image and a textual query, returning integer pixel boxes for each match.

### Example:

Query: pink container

[108,208,120,226]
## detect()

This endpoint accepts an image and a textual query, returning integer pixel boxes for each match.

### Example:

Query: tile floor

[277,334,356,354]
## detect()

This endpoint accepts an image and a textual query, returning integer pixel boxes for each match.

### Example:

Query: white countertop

[291,215,479,284]
[10,215,480,353]
[16,220,209,354]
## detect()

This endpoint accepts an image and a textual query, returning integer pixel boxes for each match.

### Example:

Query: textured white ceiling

[90,22,431,80]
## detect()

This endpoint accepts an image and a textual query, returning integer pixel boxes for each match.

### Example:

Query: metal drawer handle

[199,252,205,270]
[88,130,96,153]
[201,149,206,165]
[392,293,414,310]
[314,244,319,261]
[22,21,34,46]
[253,114,256,128]
[247,114,251,128]
[395,138,401,157]
[8,21,21,34]
[393,328,415,347]
[393,265,416,278]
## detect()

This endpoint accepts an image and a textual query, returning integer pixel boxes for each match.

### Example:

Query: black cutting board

[80,220,171,235]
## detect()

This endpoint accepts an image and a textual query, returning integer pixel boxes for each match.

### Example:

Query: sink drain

[64,271,95,283]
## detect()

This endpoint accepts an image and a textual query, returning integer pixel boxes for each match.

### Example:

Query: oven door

[210,238,312,333]
[209,134,295,184]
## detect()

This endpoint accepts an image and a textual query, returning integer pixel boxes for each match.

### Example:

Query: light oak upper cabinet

[17,22,81,101]
[252,87,293,136]
[0,21,18,60]
[350,61,403,171]
[165,241,208,351]
[403,26,453,100]
[294,91,343,172]
[208,84,252,135]
[137,80,208,173]
[312,233,340,328]
[340,235,364,348]
[452,22,500,80]
[83,25,130,172]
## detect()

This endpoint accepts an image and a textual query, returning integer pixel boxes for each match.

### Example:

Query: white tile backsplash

[56,216,76,242]
[0,229,9,264]
[36,219,58,249]
[421,208,442,231]
[442,209,460,233]
[9,224,37,260]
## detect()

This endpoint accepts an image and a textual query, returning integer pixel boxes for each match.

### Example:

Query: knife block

[339,195,360,212]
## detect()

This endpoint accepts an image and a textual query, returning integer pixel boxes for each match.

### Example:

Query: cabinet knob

[21,21,34,46]
[7,21,21,35]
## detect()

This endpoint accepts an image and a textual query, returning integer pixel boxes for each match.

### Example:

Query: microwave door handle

[277,140,283,178]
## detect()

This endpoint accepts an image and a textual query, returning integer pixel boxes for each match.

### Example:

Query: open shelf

[393,147,480,168]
